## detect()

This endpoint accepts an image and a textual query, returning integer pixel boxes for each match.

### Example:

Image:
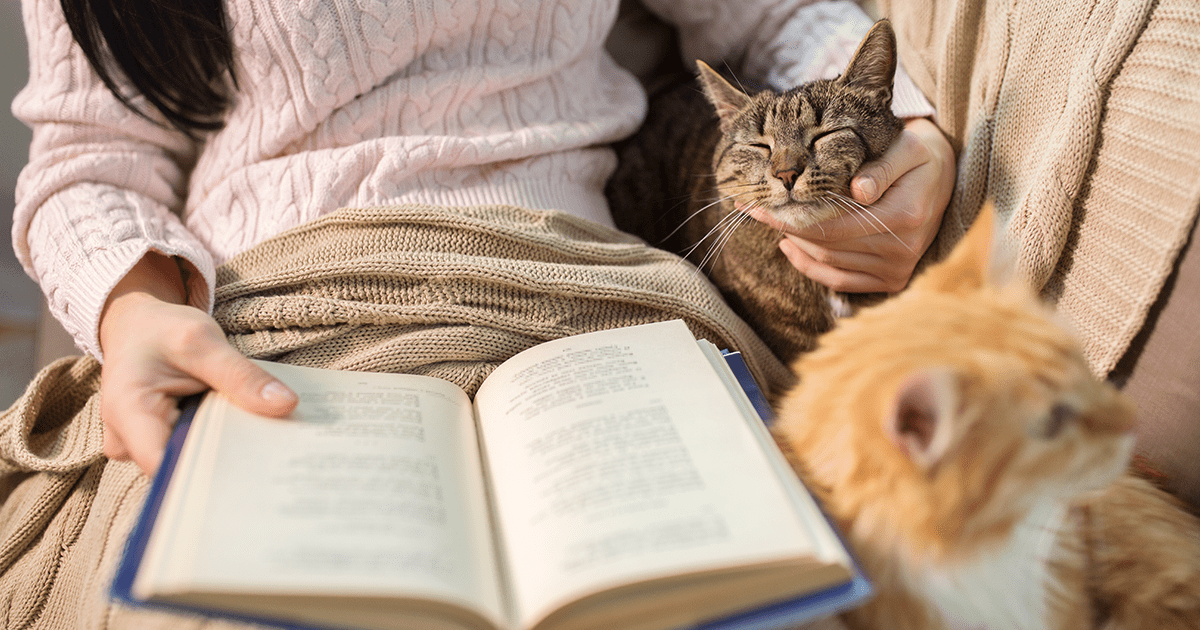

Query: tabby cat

[772,205,1200,630]
[606,20,903,364]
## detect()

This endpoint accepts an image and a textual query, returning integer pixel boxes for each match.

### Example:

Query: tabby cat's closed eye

[695,26,903,234]
[606,18,906,364]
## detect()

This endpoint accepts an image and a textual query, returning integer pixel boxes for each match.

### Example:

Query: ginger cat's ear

[916,202,1015,294]
[696,60,751,132]
[886,368,959,471]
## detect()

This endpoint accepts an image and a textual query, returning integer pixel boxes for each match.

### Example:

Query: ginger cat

[773,204,1200,629]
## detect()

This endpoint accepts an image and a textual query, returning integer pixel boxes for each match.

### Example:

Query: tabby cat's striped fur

[607,20,903,366]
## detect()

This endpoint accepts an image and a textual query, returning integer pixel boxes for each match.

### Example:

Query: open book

[112,320,869,630]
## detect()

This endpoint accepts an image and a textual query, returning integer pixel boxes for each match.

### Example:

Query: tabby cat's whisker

[721,61,751,96]
[815,200,836,239]
[825,194,861,216]
[829,196,879,233]
[684,207,745,262]
[693,226,727,270]
[831,191,919,218]
[708,211,753,260]
[820,195,915,254]
[827,192,869,212]
[669,191,753,243]
[708,184,761,197]
[837,201,873,237]
[737,200,790,241]
[826,192,918,252]
[712,212,756,269]
[847,202,916,254]
[699,211,753,271]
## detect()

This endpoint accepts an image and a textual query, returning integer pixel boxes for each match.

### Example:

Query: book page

[694,342,850,565]
[135,362,507,629]
[472,320,840,629]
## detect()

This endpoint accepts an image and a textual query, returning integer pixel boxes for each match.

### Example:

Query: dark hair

[60,0,237,135]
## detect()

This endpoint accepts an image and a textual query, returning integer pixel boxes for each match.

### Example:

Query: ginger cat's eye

[1043,403,1077,439]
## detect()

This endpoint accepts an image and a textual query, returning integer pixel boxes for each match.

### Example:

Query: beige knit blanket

[0,204,789,629]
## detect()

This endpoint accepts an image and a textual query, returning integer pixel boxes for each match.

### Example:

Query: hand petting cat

[747,117,955,294]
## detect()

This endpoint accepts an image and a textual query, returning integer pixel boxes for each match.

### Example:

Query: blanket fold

[0,357,104,475]
[0,203,786,629]
[212,205,790,396]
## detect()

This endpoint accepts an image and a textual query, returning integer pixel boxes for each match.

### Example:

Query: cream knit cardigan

[11,0,932,360]
[881,0,1200,375]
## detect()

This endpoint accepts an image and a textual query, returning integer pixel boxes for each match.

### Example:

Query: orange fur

[773,204,1200,629]
[1083,475,1200,629]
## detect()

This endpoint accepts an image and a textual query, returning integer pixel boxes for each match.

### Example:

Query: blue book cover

[112,354,871,630]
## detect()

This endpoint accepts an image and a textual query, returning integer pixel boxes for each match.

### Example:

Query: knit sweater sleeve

[640,0,934,118]
[11,0,216,360]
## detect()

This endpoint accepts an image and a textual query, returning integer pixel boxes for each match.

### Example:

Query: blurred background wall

[1,0,49,409]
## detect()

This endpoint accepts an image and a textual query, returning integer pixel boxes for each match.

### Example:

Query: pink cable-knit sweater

[12,0,931,359]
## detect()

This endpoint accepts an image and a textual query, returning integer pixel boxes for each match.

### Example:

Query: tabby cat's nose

[774,168,799,191]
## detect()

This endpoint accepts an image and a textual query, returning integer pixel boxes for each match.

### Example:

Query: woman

[13,0,954,476]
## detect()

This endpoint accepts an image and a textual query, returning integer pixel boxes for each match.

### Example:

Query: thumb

[851,123,932,205]
[181,333,298,417]
[851,158,895,205]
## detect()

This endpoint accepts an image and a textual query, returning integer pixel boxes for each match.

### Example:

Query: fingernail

[857,177,878,202]
[261,381,297,404]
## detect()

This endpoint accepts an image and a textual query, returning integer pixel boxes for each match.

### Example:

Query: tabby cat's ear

[837,19,898,106]
[696,60,751,132]
[886,368,959,471]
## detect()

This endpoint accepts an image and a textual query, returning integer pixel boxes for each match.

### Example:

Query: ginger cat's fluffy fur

[773,205,1200,629]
